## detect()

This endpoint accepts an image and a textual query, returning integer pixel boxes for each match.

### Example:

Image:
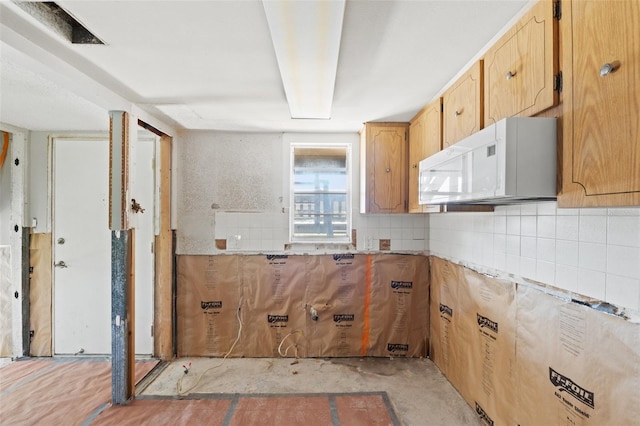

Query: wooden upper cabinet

[559,0,640,207]
[484,0,558,126]
[443,61,483,148]
[360,123,408,213]
[409,98,442,213]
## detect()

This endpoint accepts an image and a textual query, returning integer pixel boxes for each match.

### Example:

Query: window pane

[292,214,348,238]
[293,193,347,215]
[290,144,350,242]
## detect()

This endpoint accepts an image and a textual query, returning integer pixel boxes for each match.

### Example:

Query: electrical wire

[277,329,303,358]
[177,298,243,396]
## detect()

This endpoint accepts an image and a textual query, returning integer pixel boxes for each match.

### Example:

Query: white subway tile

[537,238,556,263]
[494,206,508,216]
[605,274,640,311]
[537,202,557,215]
[537,215,556,239]
[555,264,578,292]
[494,251,506,271]
[579,215,607,243]
[607,207,640,216]
[390,228,403,240]
[606,245,640,280]
[521,236,537,259]
[557,207,579,216]
[507,216,521,235]
[537,260,555,285]
[556,240,579,267]
[578,242,607,272]
[507,205,521,215]
[521,216,537,237]
[580,208,608,216]
[556,216,579,241]
[608,216,640,247]
[494,215,507,234]
[506,254,520,275]
[520,203,537,216]
[494,234,507,253]
[520,257,537,279]
[507,235,521,255]
[577,269,606,300]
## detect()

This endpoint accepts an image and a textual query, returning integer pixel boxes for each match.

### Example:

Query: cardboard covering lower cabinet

[429,257,517,426]
[430,256,640,426]
[176,254,429,358]
[515,285,640,426]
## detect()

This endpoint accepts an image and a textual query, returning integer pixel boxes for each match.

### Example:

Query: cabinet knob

[506,71,516,80]
[385,167,391,173]
[454,110,462,116]
[600,61,620,77]
[412,164,418,169]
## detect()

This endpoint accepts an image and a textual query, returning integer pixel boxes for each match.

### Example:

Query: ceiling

[0,0,531,134]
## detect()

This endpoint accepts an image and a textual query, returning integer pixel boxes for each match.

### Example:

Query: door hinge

[553,72,563,93]
[150,325,154,337]
[553,0,561,20]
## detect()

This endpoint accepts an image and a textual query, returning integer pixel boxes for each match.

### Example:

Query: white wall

[429,202,640,312]
[176,130,428,254]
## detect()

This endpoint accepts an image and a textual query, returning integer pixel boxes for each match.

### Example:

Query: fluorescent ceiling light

[263,0,345,119]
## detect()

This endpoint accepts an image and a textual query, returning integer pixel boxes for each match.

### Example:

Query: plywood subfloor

[0,358,158,425]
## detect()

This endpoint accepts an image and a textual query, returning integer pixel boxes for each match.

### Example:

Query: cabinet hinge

[440,103,444,113]
[553,72,563,93]
[553,0,561,20]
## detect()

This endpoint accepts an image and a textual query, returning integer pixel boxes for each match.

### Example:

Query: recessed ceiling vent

[13,1,104,45]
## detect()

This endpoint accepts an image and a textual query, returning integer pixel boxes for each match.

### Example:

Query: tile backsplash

[428,202,640,312]
[213,211,428,253]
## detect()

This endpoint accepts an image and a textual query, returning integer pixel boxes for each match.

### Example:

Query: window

[290,144,351,243]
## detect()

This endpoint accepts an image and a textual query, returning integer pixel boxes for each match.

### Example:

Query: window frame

[289,143,352,244]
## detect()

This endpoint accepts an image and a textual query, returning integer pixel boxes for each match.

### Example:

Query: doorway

[52,136,154,355]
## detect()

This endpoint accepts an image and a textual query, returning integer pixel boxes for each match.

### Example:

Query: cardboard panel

[29,233,52,356]
[456,265,517,426]
[176,255,242,357]
[368,254,429,358]
[176,254,430,359]
[241,255,310,358]
[428,256,471,401]
[429,257,517,425]
[515,285,640,426]
[305,254,366,357]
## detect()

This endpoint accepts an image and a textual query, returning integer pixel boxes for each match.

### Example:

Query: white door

[53,137,155,355]
[134,138,155,355]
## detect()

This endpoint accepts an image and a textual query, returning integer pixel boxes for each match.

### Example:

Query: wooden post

[154,134,174,359]
[109,111,136,404]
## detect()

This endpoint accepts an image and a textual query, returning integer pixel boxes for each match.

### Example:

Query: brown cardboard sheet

[515,285,640,426]
[29,233,52,356]
[177,255,243,357]
[429,257,517,425]
[176,254,430,359]
[428,256,470,401]
[241,255,310,358]
[456,263,517,426]
[305,255,366,357]
[367,254,429,358]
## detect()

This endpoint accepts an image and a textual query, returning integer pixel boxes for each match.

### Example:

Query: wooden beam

[154,134,174,360]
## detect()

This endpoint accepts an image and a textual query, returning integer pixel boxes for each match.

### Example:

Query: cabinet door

[409,99,442,213]
[559,0,640,207]
[363,123,408,213]
[443,61,483,148]
[484,0,558,125]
